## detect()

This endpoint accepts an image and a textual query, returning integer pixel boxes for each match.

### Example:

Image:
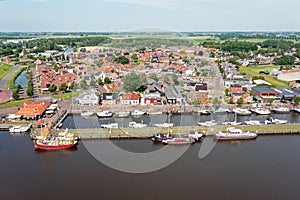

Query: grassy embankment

[5,67,26,89]
[53,91,80,100]
[0,98,33,109]
[239,65,289,88]
[0,63,15,81]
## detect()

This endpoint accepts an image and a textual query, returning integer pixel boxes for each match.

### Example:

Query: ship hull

[216,135,257,141]
[34,142,76,150]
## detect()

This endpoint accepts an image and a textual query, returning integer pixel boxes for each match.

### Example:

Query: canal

[1,131,300,200]
[14,70,28,88]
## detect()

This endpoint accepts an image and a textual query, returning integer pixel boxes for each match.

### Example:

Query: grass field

[53,91,80,100]
[0,63,15,81]
[0,98,32,109]
[238,65,289,88]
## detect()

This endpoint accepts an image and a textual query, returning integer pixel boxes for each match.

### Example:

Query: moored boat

[293,108,300,114]
[213,108,230,114]
[252,108,271,115]
[153,123,174,128]
[128,121,147,128]
[152,133,173,142]
[97,110,113,118]
[115,111,130,118]
[272,107,290,114]
[162,134,195,145]
[81,111,94,117]
[198,110,211,115]
[147,111,163,115]
[101,123,119,129]
[215,127,257,140]
[244,120,261,125]
[131,110,145,116]
[264,117,288,124]
[198,120,217,126]
[232,108,252,116]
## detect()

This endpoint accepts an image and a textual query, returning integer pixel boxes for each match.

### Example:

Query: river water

[14,70,28,88]
[61,112,300,129]
[1,131,300,200]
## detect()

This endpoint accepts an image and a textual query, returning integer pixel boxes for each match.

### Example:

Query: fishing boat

[131,110,145,116]
[162,134,195,145]
[34,124,78,150]
[213,108,230,114]
[252,108,271,115]
[97,110,113,118]
[264,117,288,124]
[215,127,257,141]
[232,108,252,116]
[198,110,211,115]
[101,123,119,129]
[153,123,174,128]
[198,120,217,126]
[128,121,147,128]
[81,111,94,117]
[272,107,290,114]
[244,120,261,125]
[115,111,130,118]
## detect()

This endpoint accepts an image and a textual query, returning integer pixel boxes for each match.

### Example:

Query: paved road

[0,65,20,89]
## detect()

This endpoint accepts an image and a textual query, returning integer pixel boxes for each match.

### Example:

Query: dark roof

[252,86,275,93]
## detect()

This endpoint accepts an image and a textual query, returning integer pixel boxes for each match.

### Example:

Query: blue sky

[0,0,299,32]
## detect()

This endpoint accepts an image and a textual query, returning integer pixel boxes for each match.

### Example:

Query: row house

[120,93,139,105]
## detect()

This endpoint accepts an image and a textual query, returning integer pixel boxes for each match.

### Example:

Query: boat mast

[167,111,171,135]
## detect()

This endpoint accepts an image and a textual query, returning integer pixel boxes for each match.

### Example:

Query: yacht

[215,127,257,140]
[264,117,288,124]
[9,123,32,133]
[244,120,261,125]
[198,110,211,115]
[101,123,119,129]
[272,107,290,114]
[252,108,271,115]
[213,108,230,114]
[223,121,242,125]
[232,108,252,116]
[198,120,217,126]
[293,108,300,114]
[131,110,145,116]
[97,110,113,118]
[81,111,94,117]
[115,111,130,118]
[162,134,195,145]
[153,123,174,128]
[147,111,163,115]
[128,121,147,128]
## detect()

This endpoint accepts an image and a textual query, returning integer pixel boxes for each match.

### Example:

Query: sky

[0,0,299,32]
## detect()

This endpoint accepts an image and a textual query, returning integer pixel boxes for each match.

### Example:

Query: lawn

[53,91,80,100]
[238,65,289,88]
[0,98,32,109]
[0,63,15,81]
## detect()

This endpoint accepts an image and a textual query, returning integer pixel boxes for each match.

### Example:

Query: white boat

[154,123,174,128]
[147,111,163,115]
[215,127,257,140]
[198,120,217,126]
[9,126,21,133]
[198,110,211,115]
[188,130,203,141]
[128,121,147,128]
[131,110,145,116]
[232,108,252,116]
[162,134,195,145]
[252,108,271,115]
[81,111,94,117]
[264,117,288,124]
[115,111,130,118]
[213,108,230,114]
[223,121,242,125]
[97,110,113,118]
[101,123,119,129]
[244,120,261,125]
[272,107,290,114]
[293,108,300,114]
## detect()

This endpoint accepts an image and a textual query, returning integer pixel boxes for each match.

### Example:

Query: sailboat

[152,112,173,142]
[223,111,242,125]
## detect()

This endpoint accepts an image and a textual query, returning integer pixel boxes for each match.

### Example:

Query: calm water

[14,70,28,88]
[1,131,300,200]
[61,112,300,129]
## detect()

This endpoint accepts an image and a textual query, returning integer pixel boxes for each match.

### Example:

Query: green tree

[70,82,77,90]
[268,98,275,104]
[98,78,104,86]
[12,88,20,100]
[148,73,158,81]
[80,80,88,89]
[163,75,171,84]
[89,79,96,87]
[131,54,138,62]
[59,83,67,92]
[172,74,179,85]
[104,77,111,84]
[114,56,129,65]
[26,80,34,96]
[236,97,244,105]
[48,84,57,92]
[225,88,230,97]
[123,72,145,92]
[293,96,300,105]
[212,97,220,105]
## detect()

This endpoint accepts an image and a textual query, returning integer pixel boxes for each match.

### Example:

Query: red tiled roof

[122,93,139,101]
